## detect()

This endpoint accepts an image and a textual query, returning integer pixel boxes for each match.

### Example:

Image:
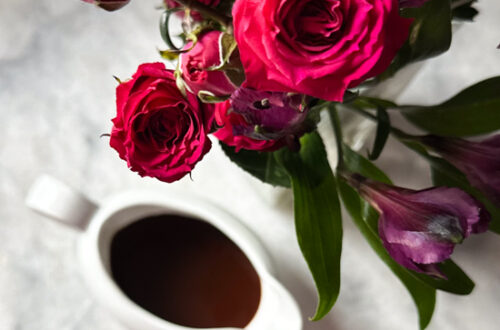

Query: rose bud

[345,173,490,276]
[110,62,214,183]
[165,0,220,21]
[420,134,500,205]
[82,0,130,11]
[399,0,429,8]
[232,0,412,102]
[179,31,238,98]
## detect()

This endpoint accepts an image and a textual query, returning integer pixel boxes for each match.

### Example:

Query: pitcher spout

[246,272,302,330]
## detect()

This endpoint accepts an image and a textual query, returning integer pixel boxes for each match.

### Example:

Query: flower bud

[179,31,238,98]
[421,134,500,206]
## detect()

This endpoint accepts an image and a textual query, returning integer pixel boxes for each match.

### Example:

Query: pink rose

[179,31,237,97]
[165,0,220,21]
[82,0,130,11]
[110,63,214,183]
[214,101,282,152]
[232,0,412,101]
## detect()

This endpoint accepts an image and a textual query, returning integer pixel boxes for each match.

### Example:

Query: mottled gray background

[0,1,499,329]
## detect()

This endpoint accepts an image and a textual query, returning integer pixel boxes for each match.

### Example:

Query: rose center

[298,0,343,42]
[186,60,204,81]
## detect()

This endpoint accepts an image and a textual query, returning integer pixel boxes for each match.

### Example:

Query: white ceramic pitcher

[26,175,302,330]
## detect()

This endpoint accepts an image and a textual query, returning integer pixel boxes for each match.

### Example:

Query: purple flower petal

[229,87,309,141]
[350,175,490,276]
[422,134,500,206]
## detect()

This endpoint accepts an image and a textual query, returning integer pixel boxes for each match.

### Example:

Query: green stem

[171,0,232,29]
[345,106,416,141]
[328,104,344,169]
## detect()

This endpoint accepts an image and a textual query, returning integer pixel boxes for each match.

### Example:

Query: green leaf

[197,90,230,103]
[401,77,500,136]
[159,9,183,51]
[380,0,452,79]
[209,33,238,70]
[338,180,436,329]
[276,132,343,320]
[342,144,392,184]
[368,108,390,160]
[414,259,474,295]
[451,0,478,21]
[158,48,181,60]
[342,147,476,294]
[220,142,291,188]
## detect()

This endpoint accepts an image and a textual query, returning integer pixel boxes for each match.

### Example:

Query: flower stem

[171,0,233,29]
[345,106,416,141]
[328,104,345,169]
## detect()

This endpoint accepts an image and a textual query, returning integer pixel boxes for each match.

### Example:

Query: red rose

[232,0,412,101]
[110,63,214,183]
[82,0,130,11]
[214,101,282,152]
[179,31,237,97]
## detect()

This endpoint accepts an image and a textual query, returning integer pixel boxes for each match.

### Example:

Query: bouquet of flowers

[83,0,500,328]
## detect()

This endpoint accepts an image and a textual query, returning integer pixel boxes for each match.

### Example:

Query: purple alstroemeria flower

[230,87,310,142]
[421,134,500,206]
[399,0,429,8]
[347,174,490,276]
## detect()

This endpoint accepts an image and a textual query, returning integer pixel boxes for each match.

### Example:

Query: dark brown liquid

[110,214,261,328]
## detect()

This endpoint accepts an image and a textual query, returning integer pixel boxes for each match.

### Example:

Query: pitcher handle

[25,175,97,230]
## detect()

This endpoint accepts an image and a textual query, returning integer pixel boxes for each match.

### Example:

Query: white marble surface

[1,1,499,329]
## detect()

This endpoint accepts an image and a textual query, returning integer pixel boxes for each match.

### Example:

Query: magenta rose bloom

[232,0,412,102]
[110,63,214,183]
[82,0,130,11]
[421,134,500,206]
[214,100,282,152]
[179,31,238,98]
[346,174,490,276]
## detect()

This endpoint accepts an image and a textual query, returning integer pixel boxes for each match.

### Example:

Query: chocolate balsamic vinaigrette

[110,214,261,328]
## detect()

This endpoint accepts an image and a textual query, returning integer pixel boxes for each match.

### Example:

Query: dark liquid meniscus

[110,214,261,328]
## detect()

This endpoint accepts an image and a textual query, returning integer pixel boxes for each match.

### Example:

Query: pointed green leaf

[276,132,342,320]
[379,0,452,79]
[401,77,500,136]
[342,144,391,184]
[220,142,290,188]
[159,9,183,50]
[451,0,478,21]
